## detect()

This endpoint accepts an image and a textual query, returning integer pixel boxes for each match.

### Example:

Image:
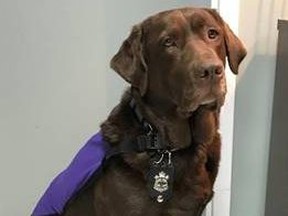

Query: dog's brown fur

[63,7,246,216]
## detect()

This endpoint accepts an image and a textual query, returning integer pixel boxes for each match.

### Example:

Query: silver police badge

[153,171,169,193]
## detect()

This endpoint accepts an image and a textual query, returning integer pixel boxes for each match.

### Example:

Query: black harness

[106,99,175,203]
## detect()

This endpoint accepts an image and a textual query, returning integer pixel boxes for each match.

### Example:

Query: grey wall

[0,0,209,215]
[231,1,288,216]
[265,19,288,216]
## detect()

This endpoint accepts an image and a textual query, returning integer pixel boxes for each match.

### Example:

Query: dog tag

[146,151,174,203]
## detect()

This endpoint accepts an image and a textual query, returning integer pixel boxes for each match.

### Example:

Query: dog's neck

[132,89,192,150]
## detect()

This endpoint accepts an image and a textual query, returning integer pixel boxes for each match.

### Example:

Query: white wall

[231,1,288,216]
[0,1,108,215]
[0,1,210,215]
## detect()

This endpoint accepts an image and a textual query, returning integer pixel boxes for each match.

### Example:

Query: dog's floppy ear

[110,24,148,96]
[223,23,247,74]
[204,9,247,74]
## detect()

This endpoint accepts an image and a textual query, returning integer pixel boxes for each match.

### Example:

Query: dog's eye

[163,37,177,47]
[207,29,219,40]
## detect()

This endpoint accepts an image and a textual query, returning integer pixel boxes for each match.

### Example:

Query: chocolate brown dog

[63,7,246,216]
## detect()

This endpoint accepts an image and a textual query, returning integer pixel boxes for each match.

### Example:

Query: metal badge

[153,171,169,193]
[146,151,174,203]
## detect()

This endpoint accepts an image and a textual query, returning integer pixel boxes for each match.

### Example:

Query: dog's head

[111,8,246,117]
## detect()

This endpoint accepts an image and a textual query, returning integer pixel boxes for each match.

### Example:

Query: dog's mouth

[176,94,224,118]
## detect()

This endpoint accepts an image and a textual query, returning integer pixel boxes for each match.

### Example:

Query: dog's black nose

[199,64,223,79]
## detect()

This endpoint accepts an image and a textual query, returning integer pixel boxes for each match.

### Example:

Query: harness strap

[106,133,167,159]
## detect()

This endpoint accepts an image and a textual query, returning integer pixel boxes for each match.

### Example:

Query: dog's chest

[93,152,212,216]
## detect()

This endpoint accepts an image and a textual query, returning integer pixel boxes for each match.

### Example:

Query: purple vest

[32,132,108,216]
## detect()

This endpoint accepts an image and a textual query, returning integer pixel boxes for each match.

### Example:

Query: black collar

[106,98,168,158]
